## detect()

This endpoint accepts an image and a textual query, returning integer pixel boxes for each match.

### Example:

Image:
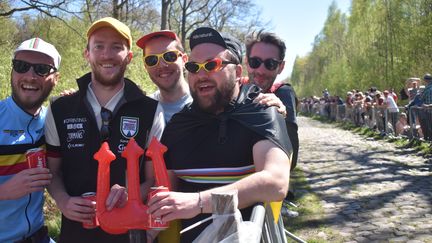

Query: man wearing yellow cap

[45,17,164,243]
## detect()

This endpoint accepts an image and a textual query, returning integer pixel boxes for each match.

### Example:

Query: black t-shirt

[161,84,292,242]
[164,118,263,242]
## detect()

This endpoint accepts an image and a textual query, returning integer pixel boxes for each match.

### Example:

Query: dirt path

[295,116,432,243]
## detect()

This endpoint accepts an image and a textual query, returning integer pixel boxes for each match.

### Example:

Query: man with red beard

[147,27,292,243]
[0,37,59,243]
[245,31,299,213]
[45,17,164,243]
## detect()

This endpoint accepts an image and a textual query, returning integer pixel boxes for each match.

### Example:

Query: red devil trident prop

[93,137,171,234]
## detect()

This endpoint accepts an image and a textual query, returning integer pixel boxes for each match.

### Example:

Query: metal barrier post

[371,107,376,131]
[263,205,283,243]
[250,203,308,243]
[384,108,389,134]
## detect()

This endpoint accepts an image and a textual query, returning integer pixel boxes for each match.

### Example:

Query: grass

[283,169,347,243]
[44,191,61,240]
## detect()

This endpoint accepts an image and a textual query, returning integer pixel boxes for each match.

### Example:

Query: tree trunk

[161,0,171,29]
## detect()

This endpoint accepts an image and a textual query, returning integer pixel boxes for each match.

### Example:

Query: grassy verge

[307,114,432,156]
[283,168,346,243]
[44,191,61,240]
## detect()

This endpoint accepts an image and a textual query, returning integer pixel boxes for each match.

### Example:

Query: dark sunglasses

[248,57,282,71]
[185,58,236,73]
[12,59,57,77]
[143,50,181,67]
[100,107,112,141]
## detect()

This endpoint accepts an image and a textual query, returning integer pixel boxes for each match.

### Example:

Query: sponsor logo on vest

[120,117,139,138]
[67,123,83,130]
[3,129,25,137]
[63,117,87,124]
[67,143,84,149]
[117,139,129,153]
[67,130,85,142]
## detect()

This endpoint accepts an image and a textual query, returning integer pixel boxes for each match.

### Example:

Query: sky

[255,0,351,81]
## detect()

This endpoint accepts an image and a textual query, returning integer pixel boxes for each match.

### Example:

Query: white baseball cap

[14,37,61,69]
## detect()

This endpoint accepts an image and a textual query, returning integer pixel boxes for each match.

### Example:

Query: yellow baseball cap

[87,17,132,48]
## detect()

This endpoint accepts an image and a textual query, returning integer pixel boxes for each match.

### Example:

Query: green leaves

[292,0,432,98]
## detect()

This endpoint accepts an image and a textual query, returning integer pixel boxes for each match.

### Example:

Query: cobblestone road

[297,116,432,243]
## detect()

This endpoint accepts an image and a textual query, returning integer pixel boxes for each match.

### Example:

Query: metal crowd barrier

[300,102,432,141]
[250,204,306,243]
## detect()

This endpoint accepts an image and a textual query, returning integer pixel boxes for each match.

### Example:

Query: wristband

[198,192,203,214]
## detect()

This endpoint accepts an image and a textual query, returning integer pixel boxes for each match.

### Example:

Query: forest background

[0,0,265,98]
[1,0,432,100]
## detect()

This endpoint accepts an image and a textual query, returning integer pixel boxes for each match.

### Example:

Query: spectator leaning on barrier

[346,91,353,107]
[407,78,420,102]
[421,73,432,106]
[0,37,60,243]
[395,112,410,137]
[418,73,432,140]
[383,90,399,133]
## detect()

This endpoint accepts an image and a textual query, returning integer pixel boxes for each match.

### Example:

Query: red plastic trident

[93,137,171,234]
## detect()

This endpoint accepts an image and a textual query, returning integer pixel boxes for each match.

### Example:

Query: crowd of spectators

[300,74,432,141]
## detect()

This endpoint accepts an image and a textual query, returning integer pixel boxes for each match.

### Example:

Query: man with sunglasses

[147,27,292,242]
[136,30,192,123]
[136,30,286,124]
[0,37,60,243]
[245,31,299,212]
[44,17,164,243]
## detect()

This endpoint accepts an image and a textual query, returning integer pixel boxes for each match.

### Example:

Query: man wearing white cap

[0,37,60,243]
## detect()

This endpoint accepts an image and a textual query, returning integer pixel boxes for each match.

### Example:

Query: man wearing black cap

[147,27,292,242]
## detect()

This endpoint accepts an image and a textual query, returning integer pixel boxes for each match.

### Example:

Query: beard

[191,72,237,114]
[90,60,128,87]
[249,72,277,93]
[11,79,54,113]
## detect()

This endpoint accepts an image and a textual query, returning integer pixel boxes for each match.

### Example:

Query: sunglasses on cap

[12,59,57,77]
[143,50,182,67]
[248,57,282,71]
[185,58,236,73]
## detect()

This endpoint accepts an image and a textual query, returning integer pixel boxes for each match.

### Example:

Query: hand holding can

[26,148,46,169]
[148,187,169,230]
[81,192,99,229]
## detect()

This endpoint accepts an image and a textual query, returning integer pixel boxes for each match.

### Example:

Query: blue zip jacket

[0,96,46,243]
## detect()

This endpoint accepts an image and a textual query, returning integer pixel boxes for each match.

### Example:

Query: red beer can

[148,186,169,230]
[26,148,46,169]
[81,192,99,229]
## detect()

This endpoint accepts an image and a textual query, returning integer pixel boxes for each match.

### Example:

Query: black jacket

[47,73,158,243]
